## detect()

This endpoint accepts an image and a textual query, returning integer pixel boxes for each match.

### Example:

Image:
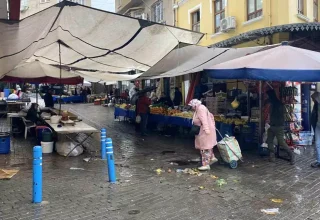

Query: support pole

[58,41,62,115]
[33,146,42,203]
[101,128,106,160]
[106,138,116,183]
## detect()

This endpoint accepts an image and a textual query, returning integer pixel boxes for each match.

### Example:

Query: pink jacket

[193,104,217,150]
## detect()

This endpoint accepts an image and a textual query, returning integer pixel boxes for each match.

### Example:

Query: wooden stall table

[44,120,99,157]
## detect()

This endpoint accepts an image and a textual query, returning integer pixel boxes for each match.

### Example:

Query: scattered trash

[294,148,301,155]
[170,162,179,166]
[0,169,19,180]
[199,186,205,190]
[261,208,279,215]
[83,158,90,162]
[156,168,163,175]
[128,210,140,215]
[150,158,154,161]
[217,179,227,187]
[70,167,85,170]
[182,168,202,176]
[233,180,239,183]
[167,169,172,173]
[271,199,283,203]
[211,175,219,179]
[176,169,183,173]
[40,201,50,206]
[190,158,201,162]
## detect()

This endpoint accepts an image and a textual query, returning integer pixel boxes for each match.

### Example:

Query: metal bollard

[101,128,106,160]
[106,138,116,183]
[33,146,42,203]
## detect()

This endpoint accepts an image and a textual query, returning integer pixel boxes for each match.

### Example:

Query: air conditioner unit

[220,16,236,32]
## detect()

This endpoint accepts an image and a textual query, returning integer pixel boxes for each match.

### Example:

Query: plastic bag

[263,123,278,145]
[136,115,141,123]
[56,141,83,157]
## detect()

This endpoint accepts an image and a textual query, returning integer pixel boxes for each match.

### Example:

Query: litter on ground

[261,208,279,215]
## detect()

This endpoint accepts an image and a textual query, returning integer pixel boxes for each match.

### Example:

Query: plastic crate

[0,133,10,154]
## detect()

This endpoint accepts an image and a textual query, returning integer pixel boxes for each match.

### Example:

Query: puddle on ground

[161,151,176,155]
[169,160,199,166]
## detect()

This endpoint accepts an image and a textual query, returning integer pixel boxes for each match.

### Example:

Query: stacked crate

[206,97,227,115]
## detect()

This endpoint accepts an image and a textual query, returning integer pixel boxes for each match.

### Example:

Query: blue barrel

[0,132,10,154]
[4,89,10,98]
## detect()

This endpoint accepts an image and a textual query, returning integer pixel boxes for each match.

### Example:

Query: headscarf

[312,92,320,103]
[188,99,202,108]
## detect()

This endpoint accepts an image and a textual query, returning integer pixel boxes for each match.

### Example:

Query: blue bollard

[106,138,116,183]
[33,146,42,203]
[101,128,106,160]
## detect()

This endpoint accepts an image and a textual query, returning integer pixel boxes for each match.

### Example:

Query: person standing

[137,93,151,136]
[311,92,320,167]
[266,89,295,165]
[173,87,183,106]
[44,89,54,108]
[189,99,218,171]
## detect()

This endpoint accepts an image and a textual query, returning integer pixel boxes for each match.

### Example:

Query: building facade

[115,0,174,26]
[20,0,91,19]
[175,0,320,47]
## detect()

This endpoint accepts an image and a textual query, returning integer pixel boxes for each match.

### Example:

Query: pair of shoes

[289,151,296,165]
[311,161,320,168]
[209,156,218,165]
[198,165,210,171]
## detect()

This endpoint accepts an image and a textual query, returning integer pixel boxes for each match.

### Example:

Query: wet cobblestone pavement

[1,104,320,220]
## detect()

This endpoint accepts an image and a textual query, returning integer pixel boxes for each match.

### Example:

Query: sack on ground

[56,141,83,157]
[217,136,242,162]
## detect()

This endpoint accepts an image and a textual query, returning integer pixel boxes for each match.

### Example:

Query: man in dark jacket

[266,89,295,165]
[137,93,151,136]
[173,87,183,106]
[43,89,54,108]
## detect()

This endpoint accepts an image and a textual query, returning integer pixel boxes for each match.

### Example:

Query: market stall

[205,42,320,154]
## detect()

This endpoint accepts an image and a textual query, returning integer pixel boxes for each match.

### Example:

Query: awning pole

[59,41,62,115]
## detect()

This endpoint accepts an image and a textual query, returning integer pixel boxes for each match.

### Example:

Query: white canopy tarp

[2,60,83,84]
[0,1,203,78]
[139,44,277,79]
[78,71,141,83]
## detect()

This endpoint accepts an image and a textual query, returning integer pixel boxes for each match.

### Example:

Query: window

[314,0,318,21]
[191,10,200,32]
[298,0,304,14]
[151,0,163,23]
[247,0,262,20]
[214,0,225,33]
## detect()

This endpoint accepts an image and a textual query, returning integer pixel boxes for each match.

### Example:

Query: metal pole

[33,146,42,203]
[101,128,106,160]
[58,41,62,115]
[106,138,116,183]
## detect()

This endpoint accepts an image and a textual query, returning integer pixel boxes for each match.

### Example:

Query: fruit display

[150,106,167,115]
[214,116,248,125]
[167,109,182,116]
[171,112,193,119]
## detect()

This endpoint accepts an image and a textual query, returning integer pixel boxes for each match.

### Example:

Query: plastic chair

[22,117,36,139]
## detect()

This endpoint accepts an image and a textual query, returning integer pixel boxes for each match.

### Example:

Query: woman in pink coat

[189,99,218,171]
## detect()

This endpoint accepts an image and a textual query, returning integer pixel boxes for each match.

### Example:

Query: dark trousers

[267,126,291,154]
[140,113,148,135]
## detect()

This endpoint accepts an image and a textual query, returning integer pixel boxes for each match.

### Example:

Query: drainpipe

[173,0,178,26]
[269,0,272,27]
[9,0,21,21]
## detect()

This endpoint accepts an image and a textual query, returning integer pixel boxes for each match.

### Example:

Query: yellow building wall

[175,0,317,46]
